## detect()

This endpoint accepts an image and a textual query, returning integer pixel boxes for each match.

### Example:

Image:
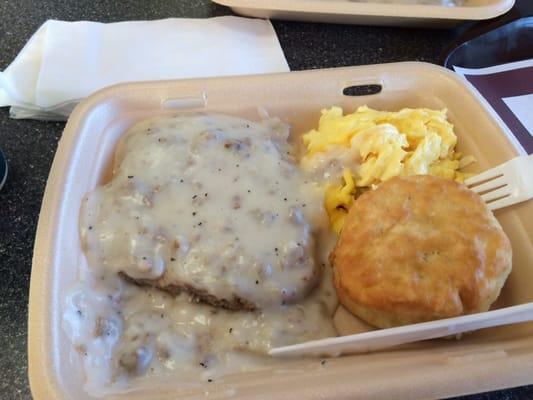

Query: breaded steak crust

[331,175,512,328]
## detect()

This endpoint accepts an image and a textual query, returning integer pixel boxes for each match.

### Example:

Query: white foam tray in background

[213,0,515,27]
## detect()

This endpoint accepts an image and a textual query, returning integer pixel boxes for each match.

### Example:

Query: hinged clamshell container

[29,62,533,399]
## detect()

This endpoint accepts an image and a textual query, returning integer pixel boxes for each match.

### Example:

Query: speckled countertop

[0,1,531,399]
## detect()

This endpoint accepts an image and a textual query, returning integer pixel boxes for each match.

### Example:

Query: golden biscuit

[330,175,512,328]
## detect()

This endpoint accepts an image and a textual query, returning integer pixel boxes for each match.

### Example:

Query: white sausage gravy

[63,113,337,394]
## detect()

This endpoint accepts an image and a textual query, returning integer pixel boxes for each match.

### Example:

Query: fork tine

[465,168,504,186]
[481,186,512,203]
[468,175,507,193]
[487,196,516,211]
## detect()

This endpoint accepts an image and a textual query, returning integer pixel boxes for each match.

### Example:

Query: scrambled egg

[301,106,475,233]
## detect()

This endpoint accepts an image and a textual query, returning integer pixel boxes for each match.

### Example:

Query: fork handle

[269,303,533,357]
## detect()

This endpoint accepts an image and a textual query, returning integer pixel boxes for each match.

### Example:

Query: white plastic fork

[465,154,533,211]
[269,155,533,359]
[269,303,533,358]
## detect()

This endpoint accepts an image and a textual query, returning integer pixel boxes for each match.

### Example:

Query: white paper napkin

[0,17,289,120]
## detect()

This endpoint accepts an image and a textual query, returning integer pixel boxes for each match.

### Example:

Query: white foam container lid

[212,0,515,27]
[29,62,533,399]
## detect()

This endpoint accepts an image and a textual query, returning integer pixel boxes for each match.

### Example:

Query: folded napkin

[0,17,289,120]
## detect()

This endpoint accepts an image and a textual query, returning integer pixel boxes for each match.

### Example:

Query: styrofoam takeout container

[29,62,533,399]
[212,0,515,28]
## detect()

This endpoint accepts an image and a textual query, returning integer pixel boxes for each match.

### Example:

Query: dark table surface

[0,1,532,399]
